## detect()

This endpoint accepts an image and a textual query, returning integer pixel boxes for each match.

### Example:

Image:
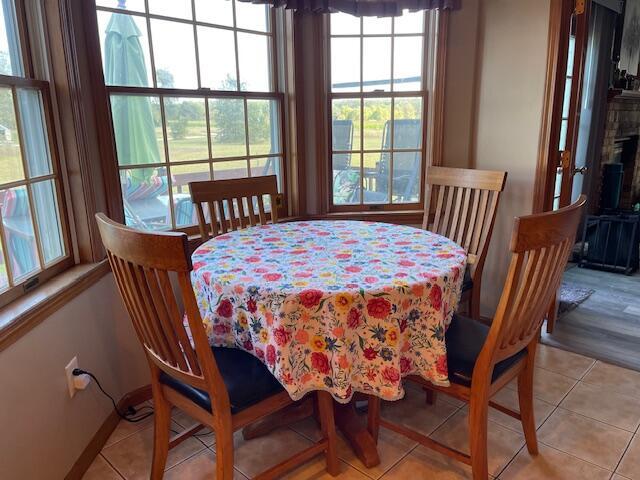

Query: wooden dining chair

[422,166,507,319]
[370,196,587,480]
[95,213,338,480]
[189,175,280,241]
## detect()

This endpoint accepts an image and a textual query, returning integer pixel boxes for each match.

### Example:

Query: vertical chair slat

[449,187,464,240]
[247,196,257,226]
[464,189,480,251]
[236,197,247,229]
[226,198,237,231]
[455,187,471,246]
[195,204,208,241]
[433,185,445,232]
[257,195,267,225]
[217,200,227,233]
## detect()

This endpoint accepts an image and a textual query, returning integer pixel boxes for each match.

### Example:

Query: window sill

[0,261,111,352]
[309,210,425,225]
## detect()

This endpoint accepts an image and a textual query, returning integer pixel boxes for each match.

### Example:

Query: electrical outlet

[65,356,78,398]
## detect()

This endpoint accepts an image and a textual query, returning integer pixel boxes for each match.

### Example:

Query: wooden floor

[542,263,640,371]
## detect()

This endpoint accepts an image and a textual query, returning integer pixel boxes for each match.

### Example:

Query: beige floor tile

[612,475,632,480]
[381,445,495,480]
[282,457,370,480]
[484,388,555,433]
[499,443,612,480]
[102,421,207,480]
[583,362,640,399]
[537,408,632,470]
[337,426,417,479]
[381,387,459,437]
[82,455,123,480]
[229,428,314,478]
[290,416,324,443]
[617,435,640,480]
[164,448,246,479]
[430,409,525,477]
[104,408,155,448]
[560,382,640,432]
[536,344,595,380]
[507,368,577,405]
[171,408,216,447]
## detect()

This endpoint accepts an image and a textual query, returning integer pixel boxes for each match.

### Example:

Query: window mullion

[158,96,177,229]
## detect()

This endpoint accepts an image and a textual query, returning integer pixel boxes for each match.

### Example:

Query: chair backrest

[332,119,353,171]
[423,166,507,279]
[95,213,230,413]
[189,176,279,241]
[480,196,586,371]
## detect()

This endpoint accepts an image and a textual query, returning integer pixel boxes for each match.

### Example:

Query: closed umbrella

[104,3,161,185]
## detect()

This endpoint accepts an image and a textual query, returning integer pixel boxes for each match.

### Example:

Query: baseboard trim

[65,384,152,480]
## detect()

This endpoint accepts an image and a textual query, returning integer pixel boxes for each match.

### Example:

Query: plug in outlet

[65,356,79,398]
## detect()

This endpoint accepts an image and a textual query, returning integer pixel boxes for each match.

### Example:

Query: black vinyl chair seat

[160,346,284,414]
[461,267,473,293]
[446,314,526,387]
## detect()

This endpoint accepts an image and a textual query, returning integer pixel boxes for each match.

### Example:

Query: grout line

[100,453,127,480]
[537,439,618,474]
[551,406,638,434]
[611,434,635,476]
[494,442,527,479]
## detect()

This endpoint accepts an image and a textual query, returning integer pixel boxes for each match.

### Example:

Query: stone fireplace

[600,92,640,210]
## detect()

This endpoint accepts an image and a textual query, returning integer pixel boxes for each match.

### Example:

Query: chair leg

[546,295,557,334]
[468,394,489,480]
[317,392,340,476]
[150,393,171,480]
[518,351,539,455]
[215,425,235,480]
[366,395,381,444]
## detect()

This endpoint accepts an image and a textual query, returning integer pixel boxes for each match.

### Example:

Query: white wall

[471,0,551,312]
[0,275,148,480]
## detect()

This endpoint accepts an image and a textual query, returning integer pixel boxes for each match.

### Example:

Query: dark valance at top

[235,0,460,17]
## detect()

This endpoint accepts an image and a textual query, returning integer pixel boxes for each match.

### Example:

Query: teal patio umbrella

[104,2,161,185]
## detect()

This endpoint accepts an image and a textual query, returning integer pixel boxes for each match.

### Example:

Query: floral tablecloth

[191,220,466,403]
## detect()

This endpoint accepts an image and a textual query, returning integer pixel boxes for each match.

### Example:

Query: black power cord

[72,368,154,423]
[72,368,215,438]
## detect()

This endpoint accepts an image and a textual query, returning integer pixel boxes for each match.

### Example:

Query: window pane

[31,180,64,264]
[235,1,269,32]
[394,10,424,34]
[98,12,153,88]
[362,17,391,35]
[0,87,25,184]
[164,97,208,162]
[213,160,248,180]
[209,98,247,158]
[151,19,198,89]
[120,168,171,230]
[237,32,271,91]
[332,99,361,152]
[363,98,391,150]
[171,163,210,227]
[559,119,568,150]
[393,97,422,149]
[250,157,281,182]
[331,37,360,92]
[363,37,391,92]
[194,0,233,26]
[0,0,23,76]
[96,0,146,11]
[392,151,421,203]
[198,26,237,90]
[363,152,388,204]
[111,95,165,166]
[148,0,192,19]
[1,186,39,280]
[330,13,360,35]
[333,153,360,205]
[17,89,53,177]
[562,78,572,117]
[247,99,280,156]
[393,36,422,91]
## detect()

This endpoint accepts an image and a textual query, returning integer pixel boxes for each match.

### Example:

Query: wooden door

[554,0,590,209]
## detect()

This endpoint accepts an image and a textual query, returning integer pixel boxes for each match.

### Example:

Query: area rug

[558,281,595,315]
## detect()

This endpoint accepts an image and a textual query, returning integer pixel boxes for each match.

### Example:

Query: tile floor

[84,344,640,479]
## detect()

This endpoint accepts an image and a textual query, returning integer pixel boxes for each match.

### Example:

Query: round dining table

[191,220,467,466]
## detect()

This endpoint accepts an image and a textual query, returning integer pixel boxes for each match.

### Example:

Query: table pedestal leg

[334,401,381,468]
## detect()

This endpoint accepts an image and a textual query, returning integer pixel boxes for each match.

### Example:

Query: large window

[329,11,428,210]
[0,0,70,305]
[95,0,284,231]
